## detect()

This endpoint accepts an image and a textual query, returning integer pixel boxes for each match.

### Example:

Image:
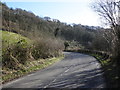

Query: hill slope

[1,30,64,83]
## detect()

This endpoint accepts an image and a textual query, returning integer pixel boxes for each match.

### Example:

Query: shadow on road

[46,69,104,88]
[2,52,105,88]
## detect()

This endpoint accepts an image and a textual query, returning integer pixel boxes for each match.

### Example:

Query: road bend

[2,52,106,88]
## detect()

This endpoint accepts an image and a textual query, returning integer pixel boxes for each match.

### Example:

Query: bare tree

[93,0,120,63]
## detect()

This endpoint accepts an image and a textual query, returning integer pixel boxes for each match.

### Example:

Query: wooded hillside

[2,2,110,52]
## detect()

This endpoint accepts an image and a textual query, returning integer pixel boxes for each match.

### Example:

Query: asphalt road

[2,52,106,88]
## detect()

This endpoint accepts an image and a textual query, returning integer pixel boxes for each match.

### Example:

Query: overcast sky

[3,0,102,26]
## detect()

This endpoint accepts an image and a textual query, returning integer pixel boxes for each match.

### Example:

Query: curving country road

[2,52,106,88]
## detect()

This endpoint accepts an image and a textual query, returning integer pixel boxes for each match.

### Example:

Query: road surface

[2,52,106,88]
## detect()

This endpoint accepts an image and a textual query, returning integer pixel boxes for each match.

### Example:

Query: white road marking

[64,68,70,72]
[44,67,71,88]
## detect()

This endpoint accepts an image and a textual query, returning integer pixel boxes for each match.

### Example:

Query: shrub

[2,39,32,69]
[31,38,64,59]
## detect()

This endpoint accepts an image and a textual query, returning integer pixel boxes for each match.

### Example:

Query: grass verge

[2,55,64,84]
[90,53,119,88]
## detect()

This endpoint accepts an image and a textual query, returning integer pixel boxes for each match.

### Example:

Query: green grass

[1,31,31,45]
[2,31,32,55]
[2,31,31,45]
